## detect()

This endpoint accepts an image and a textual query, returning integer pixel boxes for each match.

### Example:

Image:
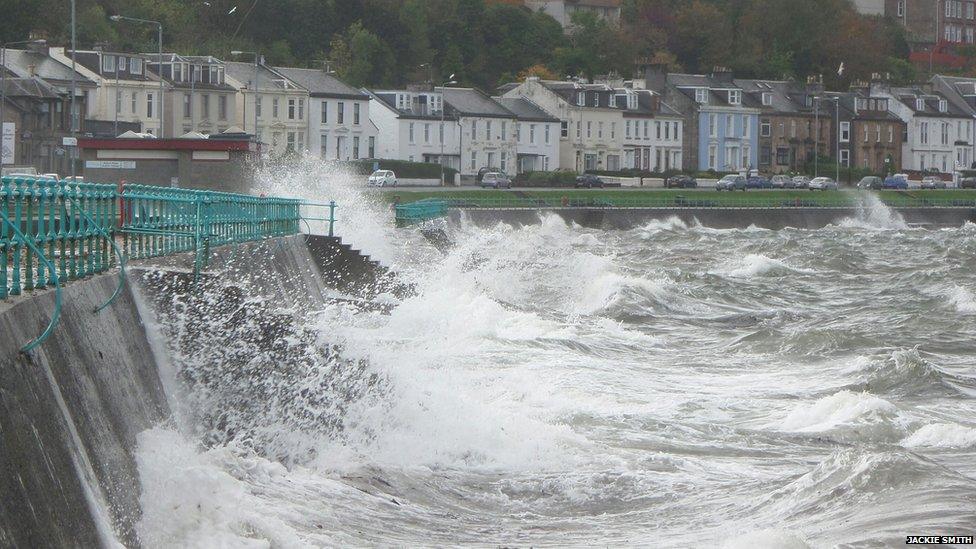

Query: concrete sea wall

[450,207,976,230]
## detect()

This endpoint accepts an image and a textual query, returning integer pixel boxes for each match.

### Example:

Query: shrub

[517,170,578,187]
[343,159,458,179]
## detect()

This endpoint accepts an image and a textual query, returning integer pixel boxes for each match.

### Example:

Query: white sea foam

[902,423,976,449]
[948,286,976,313]
[722,529,811,549]
[781,391,902,440]
[837,191,909,230]
[716,253,806,278]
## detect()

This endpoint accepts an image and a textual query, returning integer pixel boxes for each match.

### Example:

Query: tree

[338,22,396,87]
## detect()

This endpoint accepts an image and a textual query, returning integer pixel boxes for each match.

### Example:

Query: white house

[367,88,462,171]
[503,77,626,171]
[872,84,973,173]
[442,87,519,176]
[493,96,560,172]
[614,87,683,171]
[274,67,377,160]
[224,61,308,156]
[50,48,164,136]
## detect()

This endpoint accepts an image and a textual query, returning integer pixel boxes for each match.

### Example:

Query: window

[609,94,617,108]
[530,123,537,143]
[729,90,741,105]
[424,123,430,143]
[321,101,328,124]
[597,121,603,139]
[664,122,670,140]
[201,94,210,119]
[353,136,360,159]
[287,132,296,152]
[762,92,772,106]
[595,94,600,107]
[709,114,717,137]
[708,145,717,169]
[470,150,477,170]
[695,88,708,104]
[760,145,771,165]
[298,99,305,120]
[409,122,415,143]
[888,126,893,143]
[626,120,632,139]
[218,95,227,120]
[172,63,182,82]
[897,0,904,16]
[943,122,950,145]
[256,97,263,119]
[743,117,750,138]
[761,120,771,137]
[577,92,585,106]
[368,136,375,158]
[471,120,477,140]
[297,132,304,152]
[920,121,929,144]
[790,120,796,138]
[183,94,191,118]
[439,122,444,144]
[131,92,138,114]
[273,98,279,118]
[501,151,507,173]
[940,99,948,112]
[545,124,551,143]
[320,132,328,157]
[728,114,735,136]
[116,90,122,114]
[543,156,549,171]
[288,98,296,120]
[643,120,649,139]
[487,152,495,169]
[840,121,850,142]
[147,93,154,118]
[586,121,592,138]
[656,121,662,139]
[864,126,870,143]
[840,149,849,166]
[776,147,789,166]
[610,122,615,139]
[486,120,493,140]
[561,121,568,138]
[576,121,581,139]
[102,54,116,73]
[337,102,345,124]
[353,103,360,124]
[916,98,926,111]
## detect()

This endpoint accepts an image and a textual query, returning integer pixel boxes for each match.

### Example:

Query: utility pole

[110,15,164,137]
[439,74,457,186]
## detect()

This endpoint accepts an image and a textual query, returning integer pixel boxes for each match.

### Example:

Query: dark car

[746,176,773,189]
[882,175,908,190]
[961,177,976,189]
[857,176,883,190]
[481,172,512,189]
[666,175,698,188]
[575,174,605,188]
[716,174,747,191]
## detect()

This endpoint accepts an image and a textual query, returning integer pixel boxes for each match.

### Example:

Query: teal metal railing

[395,198,450,226]
[2,177,325,353]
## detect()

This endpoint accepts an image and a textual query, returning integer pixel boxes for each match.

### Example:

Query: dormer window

[940,99,948,112]
[130,58,143,75]
[761,92,772,106]
[118,57,127,71]
[577,92,585,106]
[728,89,741,105]
[626,91,638,110]
[916,98,925,111]
[609,94,617,108]
[173,63,182,82]
[695,88,708,104]
[102,54,116,73]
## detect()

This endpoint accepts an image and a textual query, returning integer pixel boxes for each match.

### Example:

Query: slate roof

[440,87,514,118]
[492,97,559,122]
[890,86,969,117]
[273,66,366,99]
[0,77,61,98]
[1,49,94,87]
[224,61,294,90]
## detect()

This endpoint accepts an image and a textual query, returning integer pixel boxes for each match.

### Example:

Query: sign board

[62,137,78,147]
[1,123,14,165]
[85,160,136,170]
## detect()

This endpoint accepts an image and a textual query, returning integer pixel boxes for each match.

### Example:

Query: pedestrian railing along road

[1,176,331,352]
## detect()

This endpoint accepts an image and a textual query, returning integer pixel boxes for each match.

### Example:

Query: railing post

[328,200,336,237]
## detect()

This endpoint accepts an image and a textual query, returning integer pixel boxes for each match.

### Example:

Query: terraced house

[145,53,236,138]
[502,77,624,172]
[644,65,760,172]
[827,91,905,174]
[612,86,683,172]
[870,83,973,173]
[224,61,308,156]
[736,79,832,175]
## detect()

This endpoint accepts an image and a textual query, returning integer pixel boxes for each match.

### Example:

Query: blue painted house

[643,65,760,173]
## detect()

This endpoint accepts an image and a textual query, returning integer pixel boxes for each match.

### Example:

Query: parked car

[921,176,947,189]
[857,176,883,190]
[809,177,838,191]
[716,174,747,191]
[961,177,976,189]
[746,176,773,189]
[770,175,791,189]
[575,174,605,188]
[791,176,811,189]
[666,175,698,188]
[882,175,908,189]
[481,172,512,189]
[367,170,397,187]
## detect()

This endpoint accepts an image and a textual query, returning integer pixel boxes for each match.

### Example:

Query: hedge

[515,170,578,187]
[342,159,458,179]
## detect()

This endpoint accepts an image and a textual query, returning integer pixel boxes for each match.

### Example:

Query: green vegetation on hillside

[3,0,914,91]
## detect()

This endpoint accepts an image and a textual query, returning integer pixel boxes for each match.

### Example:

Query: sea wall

[449,207,976,229]
[0,234,397,547]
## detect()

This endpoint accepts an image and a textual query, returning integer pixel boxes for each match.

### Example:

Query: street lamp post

[1,39,47,168]
[110,14,164,137]
[439,74,457,186]
[230,51,259,137]
[815,96,842,183]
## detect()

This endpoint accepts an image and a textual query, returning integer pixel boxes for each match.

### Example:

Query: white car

[809,177,838,191]
[367,170,397,187]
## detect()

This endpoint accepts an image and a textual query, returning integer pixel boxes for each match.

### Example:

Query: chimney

[711,66,734,84]
[643,63,668,93]
[526,75,540,83]
[28,64,37,77]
